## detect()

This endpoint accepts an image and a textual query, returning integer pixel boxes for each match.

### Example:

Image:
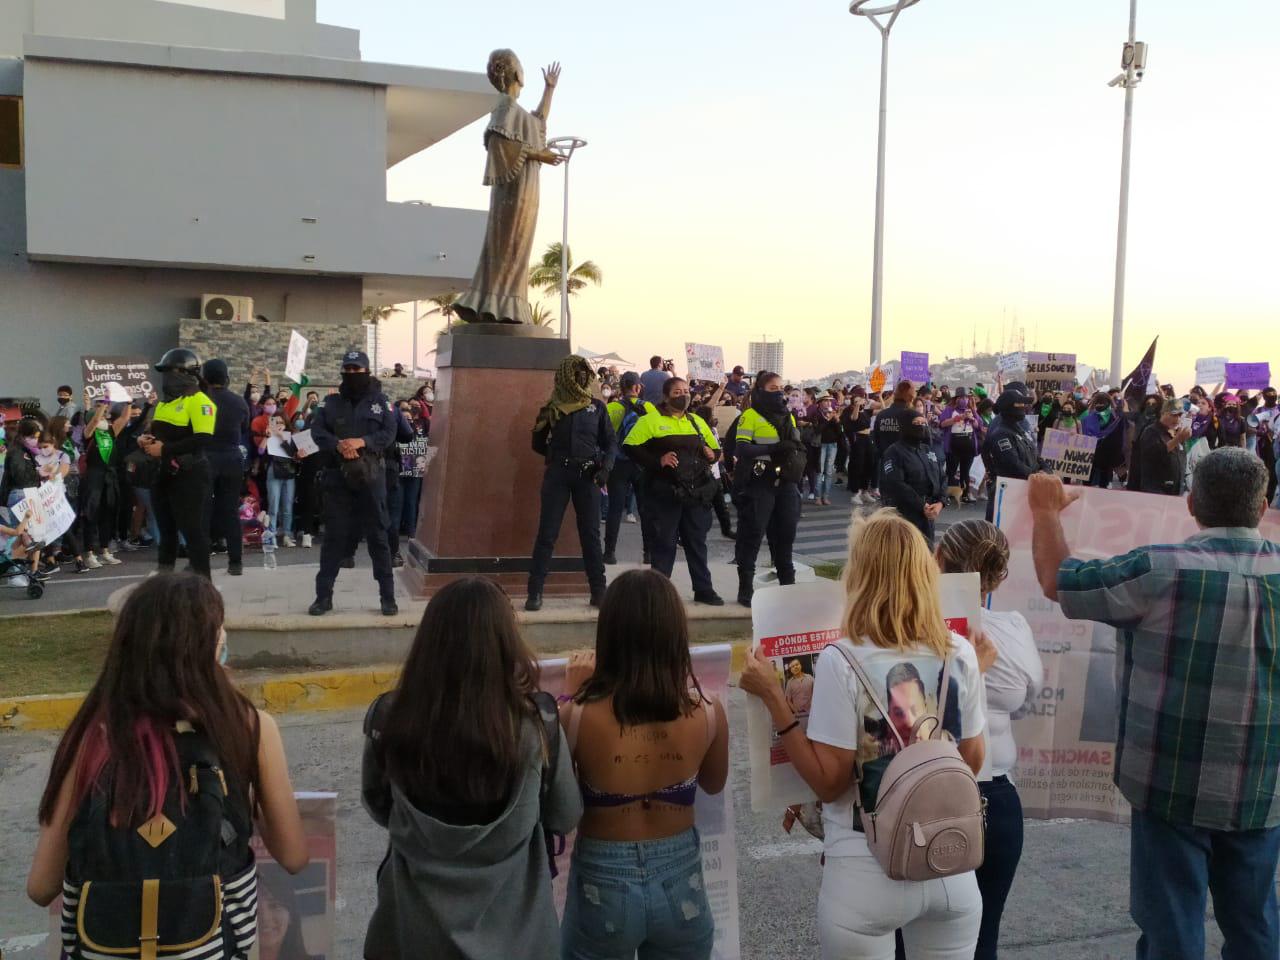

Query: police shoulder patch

[998,439,1013,451]
[201,405,213,417]
[370,403,383,414]
[883,461,894,472]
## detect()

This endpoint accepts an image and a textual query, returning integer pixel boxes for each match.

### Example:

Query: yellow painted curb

[2,642,752,732]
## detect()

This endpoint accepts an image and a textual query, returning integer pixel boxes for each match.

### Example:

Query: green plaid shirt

[1058,528,1280,831]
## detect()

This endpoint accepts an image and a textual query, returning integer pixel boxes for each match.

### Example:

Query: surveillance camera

[1108,74,1127,88]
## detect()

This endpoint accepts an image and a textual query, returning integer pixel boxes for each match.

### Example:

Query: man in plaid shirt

[1029,448,1280,960]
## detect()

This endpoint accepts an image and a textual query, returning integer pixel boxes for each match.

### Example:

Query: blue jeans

[561,828,714,960]
[1130,808,1280,960]
[132,487,162,544]
[265,472,295,537]
[974,776,1024,960]
[817,443,838,499]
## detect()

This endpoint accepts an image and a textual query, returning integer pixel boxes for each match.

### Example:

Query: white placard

[13,481,76,543]
[998,352,1026,376]
[266,436,292,459]
[1195,357,1229,385]
[286,329,309,384]
[292,429,319,458]
[685,343,725,382]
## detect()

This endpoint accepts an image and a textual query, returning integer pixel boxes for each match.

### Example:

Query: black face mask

[1002,404,1026,422]
[161,370,198,402]
[667,394,690,413]
[757,391,787,415]
[903,421,929,443]
[57,396,71,406]
[340,371,371,400]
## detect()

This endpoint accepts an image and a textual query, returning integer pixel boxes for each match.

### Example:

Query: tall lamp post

[849,0,922,369]
[548,136,588,344]
[1108,0,1147,386]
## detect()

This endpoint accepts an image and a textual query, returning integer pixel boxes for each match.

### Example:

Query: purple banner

[900,351,930,383]
[1225,362,1271,391]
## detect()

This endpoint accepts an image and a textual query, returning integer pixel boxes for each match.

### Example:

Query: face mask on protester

[668,394,691,413]
[249,391,261,404]
[57,394,72,407]
[955,397,969,410]
[340,371,372,400]
[262,402,277,415]
[22,437,40,454]
[161,369,198,402]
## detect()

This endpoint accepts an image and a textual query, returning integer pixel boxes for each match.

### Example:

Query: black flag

[1122,337,1158,409]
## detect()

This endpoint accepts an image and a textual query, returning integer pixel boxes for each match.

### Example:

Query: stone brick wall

[179,319,370,388]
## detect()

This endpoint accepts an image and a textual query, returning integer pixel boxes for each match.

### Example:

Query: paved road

[1,687,1248,960]
[793,492,989,565]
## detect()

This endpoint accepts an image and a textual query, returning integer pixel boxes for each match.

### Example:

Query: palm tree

[362,304,402,324]
[528,243,602,300]
[530,301,556,328]
[424,292,463,336]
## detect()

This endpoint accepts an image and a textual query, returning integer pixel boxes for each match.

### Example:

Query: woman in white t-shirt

[935,519,1043,960]
[741,510,987,960]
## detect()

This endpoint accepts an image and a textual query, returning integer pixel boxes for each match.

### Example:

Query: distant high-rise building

[748,340,784,378]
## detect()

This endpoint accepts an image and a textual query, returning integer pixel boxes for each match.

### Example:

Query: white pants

[817,855,982,960]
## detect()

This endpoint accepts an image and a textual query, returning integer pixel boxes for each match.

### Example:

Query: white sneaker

[851,492,865,506]
[84,553,102,569]
[806,493,817,502]
[99,550,122,566]
[281,534,295,548]
[302,533,313,548]
[624,513,638,524]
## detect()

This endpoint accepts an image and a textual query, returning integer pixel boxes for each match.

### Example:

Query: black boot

[525,591,543,612]
[589,585,606,608]
[308,595,333,616]
[603,550,617,565]
[737,569,754,608]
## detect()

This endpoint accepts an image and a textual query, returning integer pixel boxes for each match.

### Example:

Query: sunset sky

[319,0,1279,388]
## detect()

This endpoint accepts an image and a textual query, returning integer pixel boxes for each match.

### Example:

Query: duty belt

[558,457,596,470]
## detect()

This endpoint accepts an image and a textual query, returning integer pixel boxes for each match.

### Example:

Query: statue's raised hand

[543,62,561,88]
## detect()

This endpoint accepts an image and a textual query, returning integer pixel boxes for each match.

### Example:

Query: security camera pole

[548,136,588,344]
[1109,0,1146,387]
[848,0,923,371]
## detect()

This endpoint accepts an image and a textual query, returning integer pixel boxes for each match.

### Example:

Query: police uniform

[732,406,803,605]
[310,361,398,611]
[981,388,1042,521]
[150,388,217,577]
[528,397,616,608]
[880,435,946,544]
[624,408,724,603]
[602,395,657,564]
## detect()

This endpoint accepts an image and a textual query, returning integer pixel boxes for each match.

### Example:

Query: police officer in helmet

[137,348,216,577]
[526,355,616,612]
[308,350,399,616]
[880,405,947,544]
[981,381,1042,521]
[732,371,805,607]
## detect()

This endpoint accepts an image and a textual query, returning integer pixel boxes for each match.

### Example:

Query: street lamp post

[849,0,922,369]
[1108,0,1147,387]
[548,136,588,344]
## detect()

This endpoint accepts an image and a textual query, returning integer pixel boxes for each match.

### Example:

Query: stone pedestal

[402,326,589,600]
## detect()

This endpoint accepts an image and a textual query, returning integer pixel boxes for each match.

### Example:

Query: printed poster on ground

[80,355,154,402]
[991,478,1280,822]
[1024,352,1077,395]
[747,575,981,812]
[685,343,725,383]
[541,645,741,960]
[1039,429,1098,482]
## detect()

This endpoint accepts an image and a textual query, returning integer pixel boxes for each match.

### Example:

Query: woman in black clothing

[78,401,129,566]
[2,419,43,506]
[840,395,876,505]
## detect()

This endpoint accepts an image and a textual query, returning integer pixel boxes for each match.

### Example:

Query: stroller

[0,503,44,599]
[239,478,266,550]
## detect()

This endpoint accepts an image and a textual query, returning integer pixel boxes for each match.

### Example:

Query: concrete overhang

[21,33,497,167]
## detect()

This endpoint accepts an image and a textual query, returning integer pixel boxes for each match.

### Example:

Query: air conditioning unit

[201,294,255,323]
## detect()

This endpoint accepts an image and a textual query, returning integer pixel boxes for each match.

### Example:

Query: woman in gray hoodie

[361,577,582,959]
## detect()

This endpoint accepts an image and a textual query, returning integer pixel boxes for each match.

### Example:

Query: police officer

[873,380,917,456]
[136,348,216,577]
[526,356,616,612]
[880,406,947,544]
[308,350,398,616]
[732,372,805,607]
[603,371,656,566]
[202,358,250,576]
[623,377,725,606]
[981,382,1042,521]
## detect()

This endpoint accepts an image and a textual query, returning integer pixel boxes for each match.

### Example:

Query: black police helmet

[154,347,203,375]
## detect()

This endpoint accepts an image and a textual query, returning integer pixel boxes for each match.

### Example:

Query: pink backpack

[830,643,986,882]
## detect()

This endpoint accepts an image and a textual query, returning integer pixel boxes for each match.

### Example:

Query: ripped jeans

[561,827,714,960]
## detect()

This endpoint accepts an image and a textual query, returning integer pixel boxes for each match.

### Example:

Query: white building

[747,340,784,379]
[0,0,495,396]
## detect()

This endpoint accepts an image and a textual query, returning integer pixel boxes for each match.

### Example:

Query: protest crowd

[9,342,1280,960]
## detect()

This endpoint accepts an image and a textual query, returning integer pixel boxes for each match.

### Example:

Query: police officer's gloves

[593,468,610,487]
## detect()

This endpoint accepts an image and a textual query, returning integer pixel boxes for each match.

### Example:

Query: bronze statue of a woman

[453,50,564,326]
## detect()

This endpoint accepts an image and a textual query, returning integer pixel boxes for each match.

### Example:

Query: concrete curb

[1,642,753,733]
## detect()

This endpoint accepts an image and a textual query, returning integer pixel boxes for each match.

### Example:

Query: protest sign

[1024,352,1076,394]
[1039,429,1098,482]
[266,435,291,459]
[542,645,740,960]
[103,382,131,403]
[13,481,76,543]
[1226,362,1271,391]
[747,576,980,812]
[869,366,886,393]
[998,352,1025,376]
[292,428,319,458]
[1195,356,1229,385]
[991,478,1280,821]
[81,355,153,401]
[286,329,309,383]
[685,343,725,382]
[900,351,929,383]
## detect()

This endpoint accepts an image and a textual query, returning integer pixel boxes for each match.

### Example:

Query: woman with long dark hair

[560,569,730,960]
[27,573,308,958]
[361,577,581,959]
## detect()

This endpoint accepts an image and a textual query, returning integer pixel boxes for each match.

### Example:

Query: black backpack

[65,723,253,960]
